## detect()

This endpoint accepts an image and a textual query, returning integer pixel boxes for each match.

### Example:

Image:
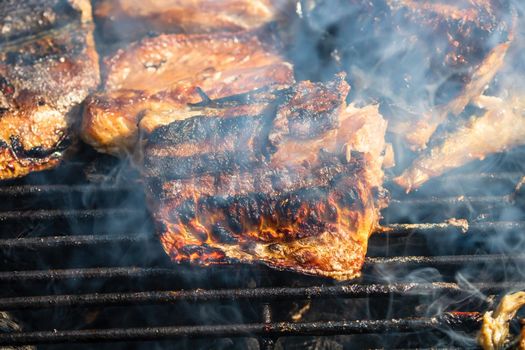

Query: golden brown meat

[81,30,294,156]
[0,0,99,180]
[395,94,525,191]
[394,11,525,191]
[315,0,513,151]
[391,41,511,151]
[142,74,388,280]
[479,291,525,350]
[94,0,294,42]
[386,0,504,30]
[389,0,513,141]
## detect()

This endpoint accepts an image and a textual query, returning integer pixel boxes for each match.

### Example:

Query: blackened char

[0,0,99,180]
[81,29,294,156]
[142,76,389,280]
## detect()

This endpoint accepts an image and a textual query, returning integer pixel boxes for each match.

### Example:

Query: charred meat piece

[82,29,294,155]
[94,0,294,43]
[395,94,525,191]
[0,0,99,180]
[305,0,513,150]
[143,74,389,280]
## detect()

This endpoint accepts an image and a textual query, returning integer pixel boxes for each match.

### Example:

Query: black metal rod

[0,235,151,249]
[0,184,134,197]
[381,221,525,236]
[0,208,143,221]
[0,267,175,281]
[0,282,521,310]
[0,220,518,251]
[1,254,523,281]
[0,313,482,346]
[0,221,520,250]
[364,254,525,267]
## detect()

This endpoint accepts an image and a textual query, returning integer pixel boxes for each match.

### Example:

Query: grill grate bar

[0,208,143,221]
[0,196,513,217]
[364,254,525,267]
[0,267,172,281]
[0,313,482,346]
[0,282,519,310]
[1,254,524,281]
[0,234,151,249]
[0,172,518,197]
[381,221,525,235]
[0,184,135,197]
[0,221,520,250]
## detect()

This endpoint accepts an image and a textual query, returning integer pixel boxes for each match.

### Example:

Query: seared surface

[94,0,293,42]
[143,75,388,280]
[0,0,99,180]
[318,0,513,151]
[391,0,513,150]
[391,40,512,152]
[395,95,525,191]
[82,29,294,155]
[395,16,525,191]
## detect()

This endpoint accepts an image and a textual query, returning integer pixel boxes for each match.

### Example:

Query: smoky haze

[293,1,525,347]
[5,0,524,349]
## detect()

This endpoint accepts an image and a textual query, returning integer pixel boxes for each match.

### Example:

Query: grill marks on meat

[81,30,294,156]
[144,75,388,280]
[0,0,99,180]
[93,0,293,43]
[145,114,268,179]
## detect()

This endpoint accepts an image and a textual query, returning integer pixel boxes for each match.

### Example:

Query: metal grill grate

[0,147,524,349]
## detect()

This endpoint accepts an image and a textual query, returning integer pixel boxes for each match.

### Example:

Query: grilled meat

[142,74,388,280]
[394,11,525,191]
[386,0,512,151]
[395,95,525,191]
[479,291,525,350]
[82,30,294,155]
[0,0,99,180]
[94,0,294,43]
[390,40,511,151]
[305,0,513,150]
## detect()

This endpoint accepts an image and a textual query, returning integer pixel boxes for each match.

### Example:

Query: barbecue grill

[0,144,523,349]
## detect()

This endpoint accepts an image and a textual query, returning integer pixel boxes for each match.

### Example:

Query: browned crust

[395,95,525,191]
[0,143,62,180]
[94,0,292,42]
[82,30,294,156]
[0,0,99,180]
[144,77,388,280]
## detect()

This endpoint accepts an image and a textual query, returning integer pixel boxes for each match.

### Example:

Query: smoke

[3,0,524,349]
[288,1,525,347]
[92,0,525,347]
